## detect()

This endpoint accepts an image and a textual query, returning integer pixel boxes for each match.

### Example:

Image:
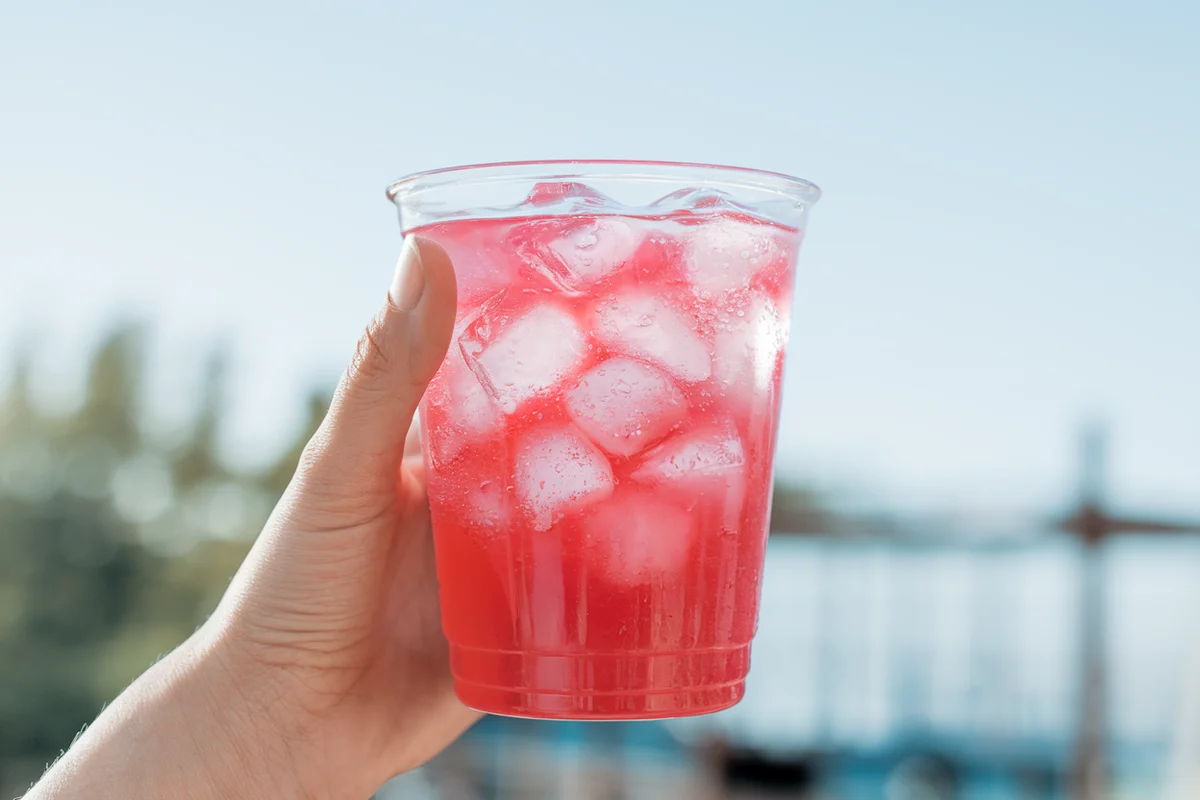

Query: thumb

[295,235,457,507]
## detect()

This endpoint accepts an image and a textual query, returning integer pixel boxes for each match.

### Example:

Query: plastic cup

[387,161,819,720]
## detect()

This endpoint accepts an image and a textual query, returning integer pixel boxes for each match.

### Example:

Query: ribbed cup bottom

[449,643,751,720]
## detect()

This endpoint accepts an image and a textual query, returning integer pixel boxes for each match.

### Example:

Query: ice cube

[460,298,588,414]
[524,181,612,208]
[425,355,503,465]
[592,290,711,382]
[515,423,615,531]
[583,490,696,585]
[627,229,686,282]
[466,478,514,532]
[432,223,527,311]
[683,217,786,295]
[712,294,788,407]
[632,421,746,532]
[564,357,687,457]
[631,421,745,494]
[650,187,744,213]
[517,217,641,293]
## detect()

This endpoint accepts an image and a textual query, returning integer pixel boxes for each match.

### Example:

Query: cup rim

[386,159,821,206]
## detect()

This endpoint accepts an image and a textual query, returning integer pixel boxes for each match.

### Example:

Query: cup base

[449,643,750,720]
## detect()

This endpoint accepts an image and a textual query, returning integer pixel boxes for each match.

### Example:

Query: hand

[27,236,478,799]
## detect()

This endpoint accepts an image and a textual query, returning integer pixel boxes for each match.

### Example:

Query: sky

[1,0,1197,518]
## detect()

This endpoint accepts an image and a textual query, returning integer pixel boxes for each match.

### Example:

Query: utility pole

[1069,425,1109,800]
[1060,427,1200,800]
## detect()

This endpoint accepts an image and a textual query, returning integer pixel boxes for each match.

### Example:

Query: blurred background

[2,1,1198,798]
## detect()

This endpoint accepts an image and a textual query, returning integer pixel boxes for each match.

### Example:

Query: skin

[26,236,479,799]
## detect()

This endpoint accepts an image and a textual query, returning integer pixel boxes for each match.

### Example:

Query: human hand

[27,236,478,799]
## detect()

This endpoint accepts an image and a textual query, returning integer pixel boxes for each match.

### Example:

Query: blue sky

[2,0,1197,516]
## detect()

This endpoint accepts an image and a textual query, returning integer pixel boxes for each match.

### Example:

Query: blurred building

[375,528,1200,799]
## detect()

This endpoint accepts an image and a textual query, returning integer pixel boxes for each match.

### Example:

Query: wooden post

[1060,427,1200,799]
[1071,426,1108,800]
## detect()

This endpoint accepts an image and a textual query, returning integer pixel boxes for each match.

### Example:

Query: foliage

[0,326,327,778]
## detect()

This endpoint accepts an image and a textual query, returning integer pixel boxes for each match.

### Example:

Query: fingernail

[390,236,426,311]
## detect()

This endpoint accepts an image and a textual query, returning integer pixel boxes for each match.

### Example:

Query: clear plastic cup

[388,161,820,719]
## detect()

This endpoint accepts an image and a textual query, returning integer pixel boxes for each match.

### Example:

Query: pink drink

[390,162,819,719]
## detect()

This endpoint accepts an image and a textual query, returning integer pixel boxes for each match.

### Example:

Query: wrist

[180,622,376,799]
[27,628,355,800]
[174,630,316,800]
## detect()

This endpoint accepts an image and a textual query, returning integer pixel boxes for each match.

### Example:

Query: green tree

[0,326,327,788]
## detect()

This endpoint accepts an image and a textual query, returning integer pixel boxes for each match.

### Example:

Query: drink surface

[413,183,803,719]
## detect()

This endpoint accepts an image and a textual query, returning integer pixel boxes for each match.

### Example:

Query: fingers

[298,235,456,499]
